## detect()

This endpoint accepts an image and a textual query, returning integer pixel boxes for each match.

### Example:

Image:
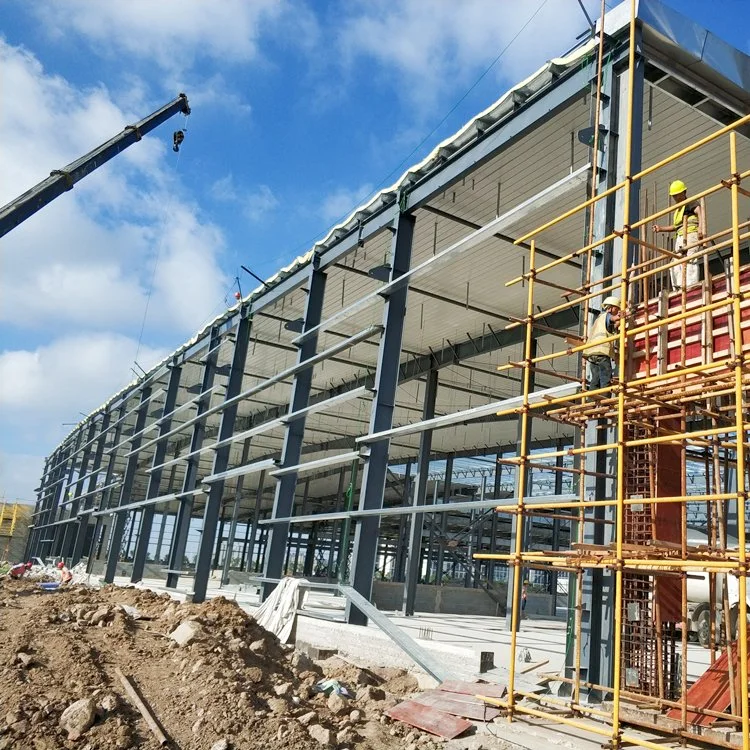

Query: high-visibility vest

[586,313,612,358]
[673,204,699,237]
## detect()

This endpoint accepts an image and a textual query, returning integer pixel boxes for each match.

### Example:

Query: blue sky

[0,0,747,502]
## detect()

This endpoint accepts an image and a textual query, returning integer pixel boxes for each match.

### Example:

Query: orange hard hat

[57,562,65,569]
[25,562,32,569]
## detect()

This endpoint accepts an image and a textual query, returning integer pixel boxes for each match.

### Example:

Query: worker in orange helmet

[57,561,73,585]
[652,180,703,290]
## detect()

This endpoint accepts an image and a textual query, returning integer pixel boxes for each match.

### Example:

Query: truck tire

[697,610,711,648]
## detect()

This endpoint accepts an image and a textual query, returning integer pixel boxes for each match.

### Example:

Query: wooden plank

[412,691,501,721]
[519,659,549,674]
[438,680,507,699]
[386,701,472,739]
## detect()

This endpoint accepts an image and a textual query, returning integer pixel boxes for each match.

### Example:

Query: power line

[279,0,553,260]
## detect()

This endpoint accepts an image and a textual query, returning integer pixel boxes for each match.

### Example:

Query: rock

[307,724,333,746]
[274,682,293,697]
[266,698,287,715]
[210,741,230,750]
[98,693,119,713]
[5,711,21,726]
[298,711,317,726]
[290,651,317,673]
[170,620,204,647]
[249,639,266,653]
[356,686,386,703]
[59,698,96,741]
[327,692,349,715]
[336,728,355,744]
[349,709,362,723]
[10,719,29,734]
[416,674,439,691]
[191,719,203,734]
[16,652,33,668]
[89,607,111,626]
[354,668,379,686]
[405,744,417,750]
[405,731,418,745]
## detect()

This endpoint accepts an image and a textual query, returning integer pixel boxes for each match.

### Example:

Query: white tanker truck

[685,529,750,647]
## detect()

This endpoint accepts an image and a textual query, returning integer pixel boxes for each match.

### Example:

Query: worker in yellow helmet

[652,180,703,290]
[584,296,621,390]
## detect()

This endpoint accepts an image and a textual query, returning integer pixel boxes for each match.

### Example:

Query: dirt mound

[0,580,433,749]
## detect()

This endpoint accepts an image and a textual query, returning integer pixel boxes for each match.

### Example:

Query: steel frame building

[27,2,750,745]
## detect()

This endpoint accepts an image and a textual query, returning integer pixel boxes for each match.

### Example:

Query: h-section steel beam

[575,46,644,702]
[166,325,223,589]
[131,363,182,583]
[193,310,253,602]
[51,432,84,558]
[403,369,438,616]
[221,437,252,585]
[262,265,327,598]
[347,209,415,626]
[104,386,153,583]
[60,420,98,560]
[87,403,127,575]
[505,339,537,631]
[70,412,112,566]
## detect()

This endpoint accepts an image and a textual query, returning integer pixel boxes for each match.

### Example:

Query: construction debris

[0,579,441,749]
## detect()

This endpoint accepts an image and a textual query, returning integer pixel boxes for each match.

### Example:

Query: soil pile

[0,581,433,750]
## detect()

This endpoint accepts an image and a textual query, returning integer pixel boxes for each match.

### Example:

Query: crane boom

[0,93,191,239]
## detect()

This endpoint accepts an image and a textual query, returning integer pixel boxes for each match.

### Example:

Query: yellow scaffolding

[475,2,750,748]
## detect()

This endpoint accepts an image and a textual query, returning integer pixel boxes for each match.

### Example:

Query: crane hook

[173,130,185,153]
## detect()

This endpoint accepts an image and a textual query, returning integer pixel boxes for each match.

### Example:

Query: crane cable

[133,110,190,371]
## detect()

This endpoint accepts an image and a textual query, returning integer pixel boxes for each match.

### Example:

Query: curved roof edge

[52,0,750,454]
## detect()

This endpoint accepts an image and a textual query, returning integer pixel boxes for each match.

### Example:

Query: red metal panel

[386,701,472,739]
[413,691,502,721]
[438,680,507,698]
[666,644,741,726]
[655,422,683,623]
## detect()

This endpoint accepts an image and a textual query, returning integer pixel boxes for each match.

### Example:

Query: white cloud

[0,39,229,335]
[337,0,600,110]
[320,183,374,223]
[0,333,168,502]
[0,333,166,417]
[33,0,318,74]
[0,332,167,496]
[211,174,279,222]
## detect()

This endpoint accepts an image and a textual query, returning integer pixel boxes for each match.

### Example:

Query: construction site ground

[0,573,716,750]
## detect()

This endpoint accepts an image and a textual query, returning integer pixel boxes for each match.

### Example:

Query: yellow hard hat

[602,296,620,308]
[669,180,687,196]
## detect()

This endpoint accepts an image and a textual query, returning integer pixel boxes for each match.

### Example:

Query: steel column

[166,325,223,589]
[403,369,438,615]
[247,470,266,572]
[131,364,182,583]
[193,311,253,602]
[221,438,252,584]
[86,403,127,574]
[61,421,98,560]
[392,461,412,583]
[71,412,112,566]
[262,265,327,597]
[505,339,537,630]
[104,386,153,583]
[347,209,415,625]
[577,50,644,700]
[435,454,453,584]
